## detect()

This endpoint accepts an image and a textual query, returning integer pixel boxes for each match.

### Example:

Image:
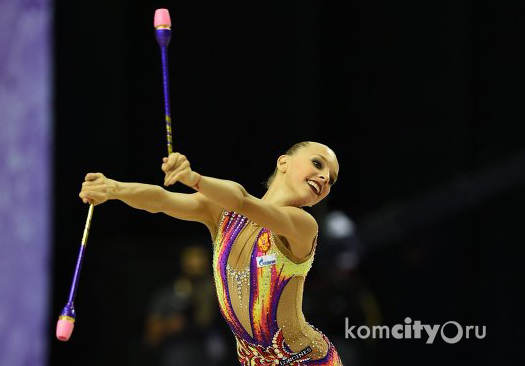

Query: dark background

[50,0,524,365]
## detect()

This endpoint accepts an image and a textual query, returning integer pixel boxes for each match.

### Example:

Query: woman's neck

[261,183,297,207]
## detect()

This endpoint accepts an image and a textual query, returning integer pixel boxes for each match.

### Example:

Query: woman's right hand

[79,173,117,205]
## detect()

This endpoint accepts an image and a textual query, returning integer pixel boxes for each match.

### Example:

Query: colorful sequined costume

[213,210,343,365]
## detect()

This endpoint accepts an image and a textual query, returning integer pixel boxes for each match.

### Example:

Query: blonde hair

[265,141,311,188]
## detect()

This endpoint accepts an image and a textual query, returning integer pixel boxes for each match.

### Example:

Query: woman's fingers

[161,153,190,175]
[162,154,178,174]
[164,157,182,184]
[168,153,187,170]
[79,173,110,205]
[79,191,91,204]
[82,180,103,187]
[171,170,188,186]
[165,168,181,185]
[164,161,190,186]
[81,183,106,190]
[79,181,109,204]
[80,190,106,205]
[85,172,103,182]
[162,153,193,186]
[167,153,180,169]
[171,163,190,185]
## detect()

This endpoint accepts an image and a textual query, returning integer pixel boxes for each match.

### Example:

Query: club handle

[56,204,94,341]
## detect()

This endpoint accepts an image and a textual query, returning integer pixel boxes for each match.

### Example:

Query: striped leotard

[212,210,343,365]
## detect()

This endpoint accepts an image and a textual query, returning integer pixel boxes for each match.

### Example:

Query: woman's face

[281,143,339,207]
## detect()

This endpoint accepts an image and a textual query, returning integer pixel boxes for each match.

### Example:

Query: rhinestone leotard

[212,210,343,365]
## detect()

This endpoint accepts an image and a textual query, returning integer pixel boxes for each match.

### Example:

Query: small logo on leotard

[279,346,312,365]
[256,254,276,268]
[257,231,272,253]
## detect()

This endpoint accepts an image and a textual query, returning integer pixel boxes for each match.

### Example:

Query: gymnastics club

[56,203,95,341]
[154,8,173,155]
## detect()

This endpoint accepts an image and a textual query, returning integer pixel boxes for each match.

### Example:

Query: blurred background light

[325,210,355,240]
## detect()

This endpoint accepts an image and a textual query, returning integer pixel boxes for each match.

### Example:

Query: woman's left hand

[162,152,200,187]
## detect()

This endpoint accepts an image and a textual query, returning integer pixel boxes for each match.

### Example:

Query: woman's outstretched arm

[78,173,221,231]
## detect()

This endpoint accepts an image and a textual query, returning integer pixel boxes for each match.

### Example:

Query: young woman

[79,141,343,365]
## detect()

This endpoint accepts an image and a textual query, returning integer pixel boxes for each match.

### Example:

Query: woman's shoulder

[273,208,318,261]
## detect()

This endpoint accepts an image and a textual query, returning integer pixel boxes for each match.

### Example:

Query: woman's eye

[313,160,322,169]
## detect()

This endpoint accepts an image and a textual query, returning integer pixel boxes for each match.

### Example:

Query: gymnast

[79,141,343,365]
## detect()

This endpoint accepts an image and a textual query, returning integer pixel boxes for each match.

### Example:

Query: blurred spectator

[144,245,228,365]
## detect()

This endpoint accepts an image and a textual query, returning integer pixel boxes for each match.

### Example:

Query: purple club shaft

[67,243,87,304]
[155,28,173,155]
[59,203,94,319]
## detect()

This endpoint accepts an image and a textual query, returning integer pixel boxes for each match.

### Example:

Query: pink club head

[56,318,75,341]
[154,9,171,28]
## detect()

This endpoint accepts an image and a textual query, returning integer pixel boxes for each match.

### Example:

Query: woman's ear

[277,155,288,173]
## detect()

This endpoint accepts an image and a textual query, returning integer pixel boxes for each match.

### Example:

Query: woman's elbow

[229,183,247,212]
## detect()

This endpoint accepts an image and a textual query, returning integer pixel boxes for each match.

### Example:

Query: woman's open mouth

[306,180,321,195]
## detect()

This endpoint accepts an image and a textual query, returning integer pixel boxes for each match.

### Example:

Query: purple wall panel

[0,0,52,365]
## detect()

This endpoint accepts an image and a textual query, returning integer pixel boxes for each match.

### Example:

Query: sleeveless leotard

[212,210,343,365]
